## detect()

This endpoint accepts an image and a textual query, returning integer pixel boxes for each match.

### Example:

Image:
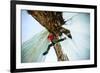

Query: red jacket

[48,34,55,41]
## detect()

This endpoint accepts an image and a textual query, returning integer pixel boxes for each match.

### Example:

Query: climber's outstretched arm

[43,37,66,56]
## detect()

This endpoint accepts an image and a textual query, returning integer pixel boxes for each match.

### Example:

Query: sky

[21,10,90,62]
[21,10,45,43]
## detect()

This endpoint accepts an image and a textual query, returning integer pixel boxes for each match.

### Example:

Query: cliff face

[27,11,71,37]
[27,10,69,61]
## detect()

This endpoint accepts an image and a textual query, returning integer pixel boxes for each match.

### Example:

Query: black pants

[43,37,66,55]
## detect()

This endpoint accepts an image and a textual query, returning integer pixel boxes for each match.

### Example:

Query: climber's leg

[43,43,53,55]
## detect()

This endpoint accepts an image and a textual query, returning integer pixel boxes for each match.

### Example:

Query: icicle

[61,13,90,61]
[21,30,50,63]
